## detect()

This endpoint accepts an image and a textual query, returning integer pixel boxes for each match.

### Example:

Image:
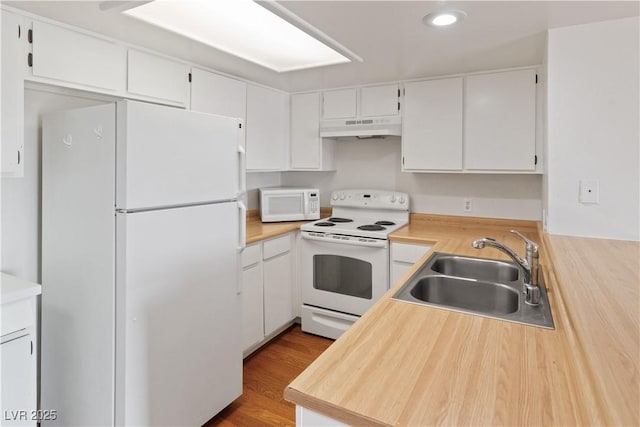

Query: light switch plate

[579,179,599,204]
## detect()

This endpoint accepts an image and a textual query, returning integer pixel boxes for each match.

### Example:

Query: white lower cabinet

[296,406,348,427]
[241,243,264,352]
[1,334,36,427]
[390,242,432,286]
[241,232,296,355]
[1,278,40,427]
[263,234,294,335]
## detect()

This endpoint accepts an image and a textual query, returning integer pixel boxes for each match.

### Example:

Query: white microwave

[260,188,320,222]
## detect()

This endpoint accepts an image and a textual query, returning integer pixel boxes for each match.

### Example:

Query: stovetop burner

[375,221,396,226]
[328,217,353,223]
[357,224,386,231]
[315,222,336,227]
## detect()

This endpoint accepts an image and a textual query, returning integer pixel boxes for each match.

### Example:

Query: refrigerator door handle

[238,145,246,196]
[237,200,247,296]
[238,200,247,251]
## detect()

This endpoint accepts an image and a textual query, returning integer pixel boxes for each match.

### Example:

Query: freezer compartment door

[115,202,242,426]
[116,100,243,210]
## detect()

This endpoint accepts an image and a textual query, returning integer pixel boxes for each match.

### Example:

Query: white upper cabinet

[126,49,189,106]
[360,84,400,117]
[190,68,247,120]
[401,69,539,173]
[321,85,399,120]
[290,92,334,170]
[402,78,463,171]
[464,69,537,171]
[1,10,25,178]
[322,88,357,119]
[246,84,290,171]
[30,20,125,92]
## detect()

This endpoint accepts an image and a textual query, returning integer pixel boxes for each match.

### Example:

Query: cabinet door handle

[30,340,33,355]
[17,150,21,165]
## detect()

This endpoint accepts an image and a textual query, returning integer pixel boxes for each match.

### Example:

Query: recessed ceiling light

[423,10,467,27]
[123,0,352,72]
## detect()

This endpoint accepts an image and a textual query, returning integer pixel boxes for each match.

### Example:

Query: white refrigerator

[41,100,246,426]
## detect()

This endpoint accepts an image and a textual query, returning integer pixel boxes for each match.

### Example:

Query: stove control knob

[332,194,338,201]
[389,194,396,203]
[399,196,406,204]
[339,193,346,200]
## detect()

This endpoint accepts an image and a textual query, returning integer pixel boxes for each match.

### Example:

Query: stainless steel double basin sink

[392,252,554,329]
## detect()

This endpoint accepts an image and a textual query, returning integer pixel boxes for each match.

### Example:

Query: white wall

[1,88,110,281]
[546,16,640,240]
[282,138,542,220]
[246,172,282,210]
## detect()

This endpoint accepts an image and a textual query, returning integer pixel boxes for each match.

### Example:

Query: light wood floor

[205,325,333,427]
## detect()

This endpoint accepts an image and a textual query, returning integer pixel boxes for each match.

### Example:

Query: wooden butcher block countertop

[284,214,639,426]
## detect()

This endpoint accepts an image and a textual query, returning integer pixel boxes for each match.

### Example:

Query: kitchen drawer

[242,243,262,269]
[391,242,432,264]
[263,234,291,260]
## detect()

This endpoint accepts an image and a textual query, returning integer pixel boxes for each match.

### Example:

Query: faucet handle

[510,230,539,253]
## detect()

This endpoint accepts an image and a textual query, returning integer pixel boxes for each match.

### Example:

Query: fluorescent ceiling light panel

[123,0,351,72]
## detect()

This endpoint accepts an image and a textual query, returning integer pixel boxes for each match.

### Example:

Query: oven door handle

[301,232,387,248]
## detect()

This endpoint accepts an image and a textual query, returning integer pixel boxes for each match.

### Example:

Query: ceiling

[4,1,639,92]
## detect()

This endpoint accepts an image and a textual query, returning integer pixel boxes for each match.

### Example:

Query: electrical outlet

[463,198,473,212]
[579,179,599,204]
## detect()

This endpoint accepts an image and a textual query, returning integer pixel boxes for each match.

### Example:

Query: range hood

[319,116,402,138]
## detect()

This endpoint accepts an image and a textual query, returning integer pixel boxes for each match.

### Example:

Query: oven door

[300,233,389,316]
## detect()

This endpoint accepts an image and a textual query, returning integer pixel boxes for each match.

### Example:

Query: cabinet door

[322,88,357,119]
[390,242,431,285]
[290,92,321,169]
[31,20,125,92]
[1,10,25,177]
[402,78,463,171]
[1,334,36,427]
[360,84,399,117]
[127,49,189,106]
[246,84,289,170]
[190,68,246,120]
[263,252,294,335]
[464,69,537,170]
[242,262,264,352]
[263,235,294,336]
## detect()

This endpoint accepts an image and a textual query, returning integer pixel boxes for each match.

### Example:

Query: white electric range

[299,189,409,339]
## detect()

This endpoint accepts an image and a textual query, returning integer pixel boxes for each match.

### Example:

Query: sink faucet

[472,231,541,305]
[510,230,540,288]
